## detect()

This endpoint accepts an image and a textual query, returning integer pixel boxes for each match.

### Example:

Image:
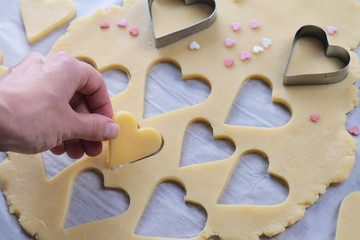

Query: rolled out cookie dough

[1,0,360,239]
[20,0,76,43]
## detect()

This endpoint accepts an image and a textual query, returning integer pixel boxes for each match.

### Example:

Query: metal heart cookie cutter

[283,25,350,86]
[148,0,217,48]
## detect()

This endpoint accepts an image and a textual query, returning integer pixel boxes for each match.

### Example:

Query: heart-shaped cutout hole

[218,152,289,205]
[102,68,129,98]
[108,111,163,168]
[77,59,130,98]
[65,170,130,228]
[136,181,207,238]
[180,121,235,167]
[143,61,211,119]
[226,79,291,128]
[20,0,76,43]
[42,151,83,179]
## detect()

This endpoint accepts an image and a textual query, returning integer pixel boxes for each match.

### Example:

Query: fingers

[64,139,84,159]
[51,140,102,159]
[71,113,120,141]
[50,52,113,118]
[82,140,103,157]
[20,52,117,158]
[51,143,66,155]
[77,61,114,118]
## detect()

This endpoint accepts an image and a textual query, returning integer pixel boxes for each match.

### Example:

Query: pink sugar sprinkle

[327,26,338,35]
[117,18,127,28]
[129,28,139,36]
[240,51,251,60]
[224,59,234,68]
[349,126,359,135]
[310,114,320,122]
[225,38,236,47]
[231,22,242,31]
[250,19,261,29]
[100,20,110,29]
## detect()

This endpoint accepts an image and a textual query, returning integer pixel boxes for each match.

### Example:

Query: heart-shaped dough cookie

[108,111,163,168]
[20,0,76,44]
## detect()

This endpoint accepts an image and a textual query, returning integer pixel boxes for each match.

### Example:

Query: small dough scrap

[0,50,7,76]
[335,192,360,240]
[20,0,76,43]
[108,111,162,168]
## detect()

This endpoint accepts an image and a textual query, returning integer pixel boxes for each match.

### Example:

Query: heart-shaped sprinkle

[349,126,359,135]
[310,114,320,122]
[327,26,338,35]
[129,27,139,36]
[117,18,127,28]
[262,38,272,48]
[231,22,242,31]
[189,41,200,50]
[224,59,234,68]
[225,38,236,47]
[251,19,261,29]
[240,51,251,60]
[100,20,110,29]
[253,45,264,53]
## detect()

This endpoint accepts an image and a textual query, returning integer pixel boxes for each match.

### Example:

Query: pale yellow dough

[108,111,162,168]
[335,192,360,240]
[0,50,8,75]
[1,0,360,239]
[20,0,76,44]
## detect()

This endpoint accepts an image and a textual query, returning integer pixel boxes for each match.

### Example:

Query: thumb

[71,113,120,141]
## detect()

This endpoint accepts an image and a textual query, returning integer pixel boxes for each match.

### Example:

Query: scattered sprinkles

[253,45,264,53]
[231,22,242,31]
[189,41,200,50]
[349,126,359,135]
[327,26,338,35]
[100,20,110,29]
[240,50,251,60]
[262,38,272,48]
[225,37,236,47]
[224,59,234,68]
[310,114,320,122]
[129,28,139,36]
[251,19,261,29]
[117,18,127,28]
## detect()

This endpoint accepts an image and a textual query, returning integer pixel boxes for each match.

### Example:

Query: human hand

[0,52,120,158]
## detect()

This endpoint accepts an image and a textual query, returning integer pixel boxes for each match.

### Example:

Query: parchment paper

[0,1,360,239]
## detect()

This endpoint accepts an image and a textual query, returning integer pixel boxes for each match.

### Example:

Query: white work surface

[1,1,360,239]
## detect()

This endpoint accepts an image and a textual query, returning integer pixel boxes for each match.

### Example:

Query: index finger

[75,60,114,118]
